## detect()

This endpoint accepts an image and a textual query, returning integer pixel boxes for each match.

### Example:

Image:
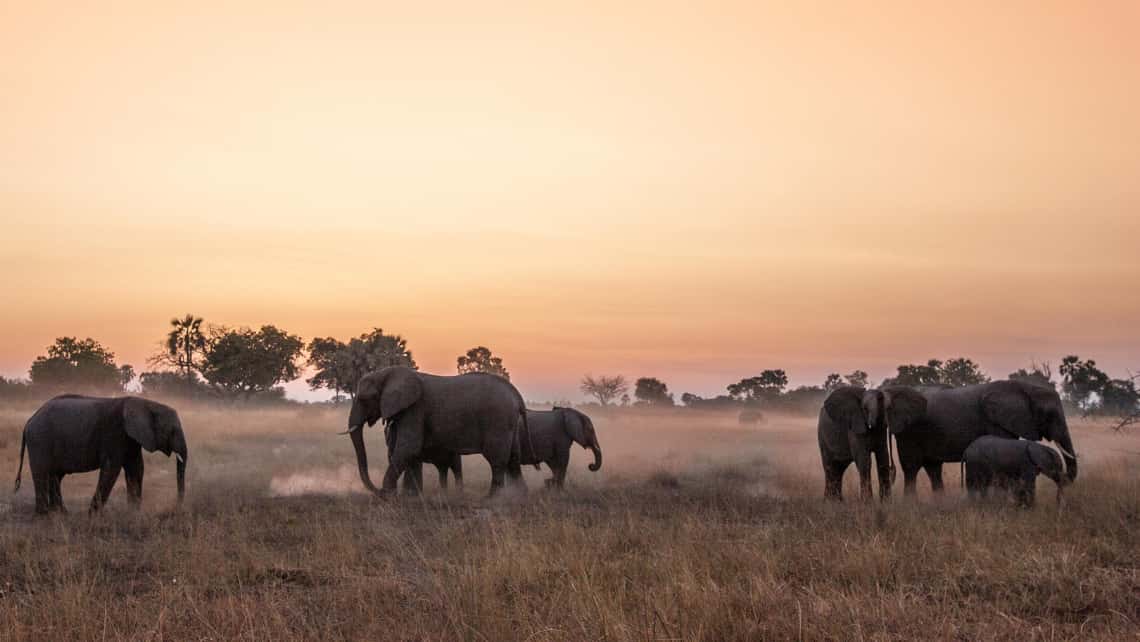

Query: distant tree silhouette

[340,328,417,397]
[939,358,990,387]
[150,314,207,393]
[457,346,510,380]
[634,377,674,406]
[118,364,136,389]
[580,375,627,406]
[1059,355,1109,409]
[1009,361,1054,389]
[306,337,352,401]
[884,360,944,386]
[822,373,844,391]
[728,370,787,401]
[139,370,212,397]
[845,370,871,388]
[29,337,125,391]
[199,325,304,399]
[883,358,987,388]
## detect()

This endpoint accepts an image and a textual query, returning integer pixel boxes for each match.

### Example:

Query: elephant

[15,395,187,514]
[889,380,1078,496]
[817,385,926,501]
[344,367,527,497]
[963,436,1066,508]
[519,407,602,488]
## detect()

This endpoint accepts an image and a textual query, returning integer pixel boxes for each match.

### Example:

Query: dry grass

[1,402,1138,640]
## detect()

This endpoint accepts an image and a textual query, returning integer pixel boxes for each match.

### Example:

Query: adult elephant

[890,380,1078,495]
[15,395,188,514]
[343,367,527,497]
[521,407,602,488]
[817,386,926,501]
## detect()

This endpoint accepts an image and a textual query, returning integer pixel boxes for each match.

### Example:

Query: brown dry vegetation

[0,402,1138,640]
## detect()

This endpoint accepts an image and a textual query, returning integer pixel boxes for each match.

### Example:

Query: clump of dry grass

[0,403,1137,640]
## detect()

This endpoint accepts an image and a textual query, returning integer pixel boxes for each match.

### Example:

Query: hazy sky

[2,2,1138,401]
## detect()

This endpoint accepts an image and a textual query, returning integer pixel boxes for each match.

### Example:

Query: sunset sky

[2,2,1138,401]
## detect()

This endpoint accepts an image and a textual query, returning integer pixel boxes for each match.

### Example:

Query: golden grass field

[0,401,1138,641]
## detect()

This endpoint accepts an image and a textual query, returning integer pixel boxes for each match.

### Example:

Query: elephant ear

[562,409,587,445]
[123,397,159,453]
[1019,381,1064,433]
[883,386,927,435]
[981,381,1041,440]
[380,368,423,420]
[824,386,867,435]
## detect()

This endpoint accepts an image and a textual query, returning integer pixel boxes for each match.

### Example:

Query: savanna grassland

[0,402,1138,641]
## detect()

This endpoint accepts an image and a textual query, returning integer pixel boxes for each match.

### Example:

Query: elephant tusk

[1055,444,1078,460]
[175,453,185,464]
[339,424,363,435]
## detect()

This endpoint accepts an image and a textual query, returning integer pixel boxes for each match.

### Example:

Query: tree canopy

[198,325,304,399]
[580,375,628,406]
[29,337,128,391]
[634,377,674,406]
[457,346,510,380]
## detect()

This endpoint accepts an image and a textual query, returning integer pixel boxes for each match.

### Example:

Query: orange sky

[2,2,1138,400]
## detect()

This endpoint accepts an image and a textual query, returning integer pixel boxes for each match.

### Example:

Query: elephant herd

[818,380,1078,507]
[12,367,1077,514]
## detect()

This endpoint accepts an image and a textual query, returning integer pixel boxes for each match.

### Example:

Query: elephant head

[344,367,423,494]
[823,386,887,435]
[981,380,1077,481]
[881,386,928,436]
[1028,443,1067,505]
[558,407,602,471]
[124,398,188,501]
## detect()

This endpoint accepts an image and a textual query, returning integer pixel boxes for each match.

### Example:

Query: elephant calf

[520,407,602,488]
[16,395,188,514]
[963,436,1066,508]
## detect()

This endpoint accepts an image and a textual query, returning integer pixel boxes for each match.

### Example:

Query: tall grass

[0,403,1137,640]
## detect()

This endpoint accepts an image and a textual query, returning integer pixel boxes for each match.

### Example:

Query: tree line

[2,316,1136,424]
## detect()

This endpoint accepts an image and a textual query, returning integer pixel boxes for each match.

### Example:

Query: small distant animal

[738,409,765,425]
[15,395,188,514]
[963,436,1067,508]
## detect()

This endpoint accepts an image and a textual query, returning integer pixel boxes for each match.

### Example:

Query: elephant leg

[123,449,144,509]
[31,469,51,515]
[823,459,848,501]
[488,466,507,496]
[90,462,121,512]
[384,413,424,495]
[923,462,945,494]
[400,461,424,496]
[852,446,874,501]
[451,454,463,490]
[873,443,892,502]
[435,463,449,491]
[50,474,66,513]
[1017,473,1036,508]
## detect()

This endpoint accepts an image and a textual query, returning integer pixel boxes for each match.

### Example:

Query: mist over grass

[1,403,1138,640]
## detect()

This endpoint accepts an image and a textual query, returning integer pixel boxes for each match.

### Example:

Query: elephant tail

[13,428,26,493]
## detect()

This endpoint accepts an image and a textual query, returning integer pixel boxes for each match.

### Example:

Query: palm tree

[165,314,206,390]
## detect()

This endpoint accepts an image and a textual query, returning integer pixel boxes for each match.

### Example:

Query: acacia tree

[728,370,788,401]
[198,325,304,399]
[457,346,510,380]
[845,370,871,388]
[306,337,352,401]
[634,377,674,406]
[29,337,127,391]
[580,375,628,406]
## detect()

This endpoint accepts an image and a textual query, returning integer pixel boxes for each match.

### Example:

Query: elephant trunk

[349,424,380,494]
[175,450,186,502]
[588,442,602,472]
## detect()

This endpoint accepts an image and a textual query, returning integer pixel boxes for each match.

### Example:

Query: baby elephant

[521,407,602,488]
[963,436,1066,508]
[16,395,188,514]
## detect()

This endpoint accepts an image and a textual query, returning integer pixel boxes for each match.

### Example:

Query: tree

[198,325,304,399]
[118,364,136,389]
[845,370,871,389]
[580,375,628,406]
[1009,361,1054,389]
[306,337,352,401]
[634,377,674,406]
[340,328,417,397]
[1059,355,1109,409]
[151,315,207,392]
[139,370,212,397]
[457,346,510,380]
[728,369,788,401]
[680,392,703,406]
[29,337,124,391]
[885,360,944,386]
[939,358,989,387]
[822,373,844,392]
